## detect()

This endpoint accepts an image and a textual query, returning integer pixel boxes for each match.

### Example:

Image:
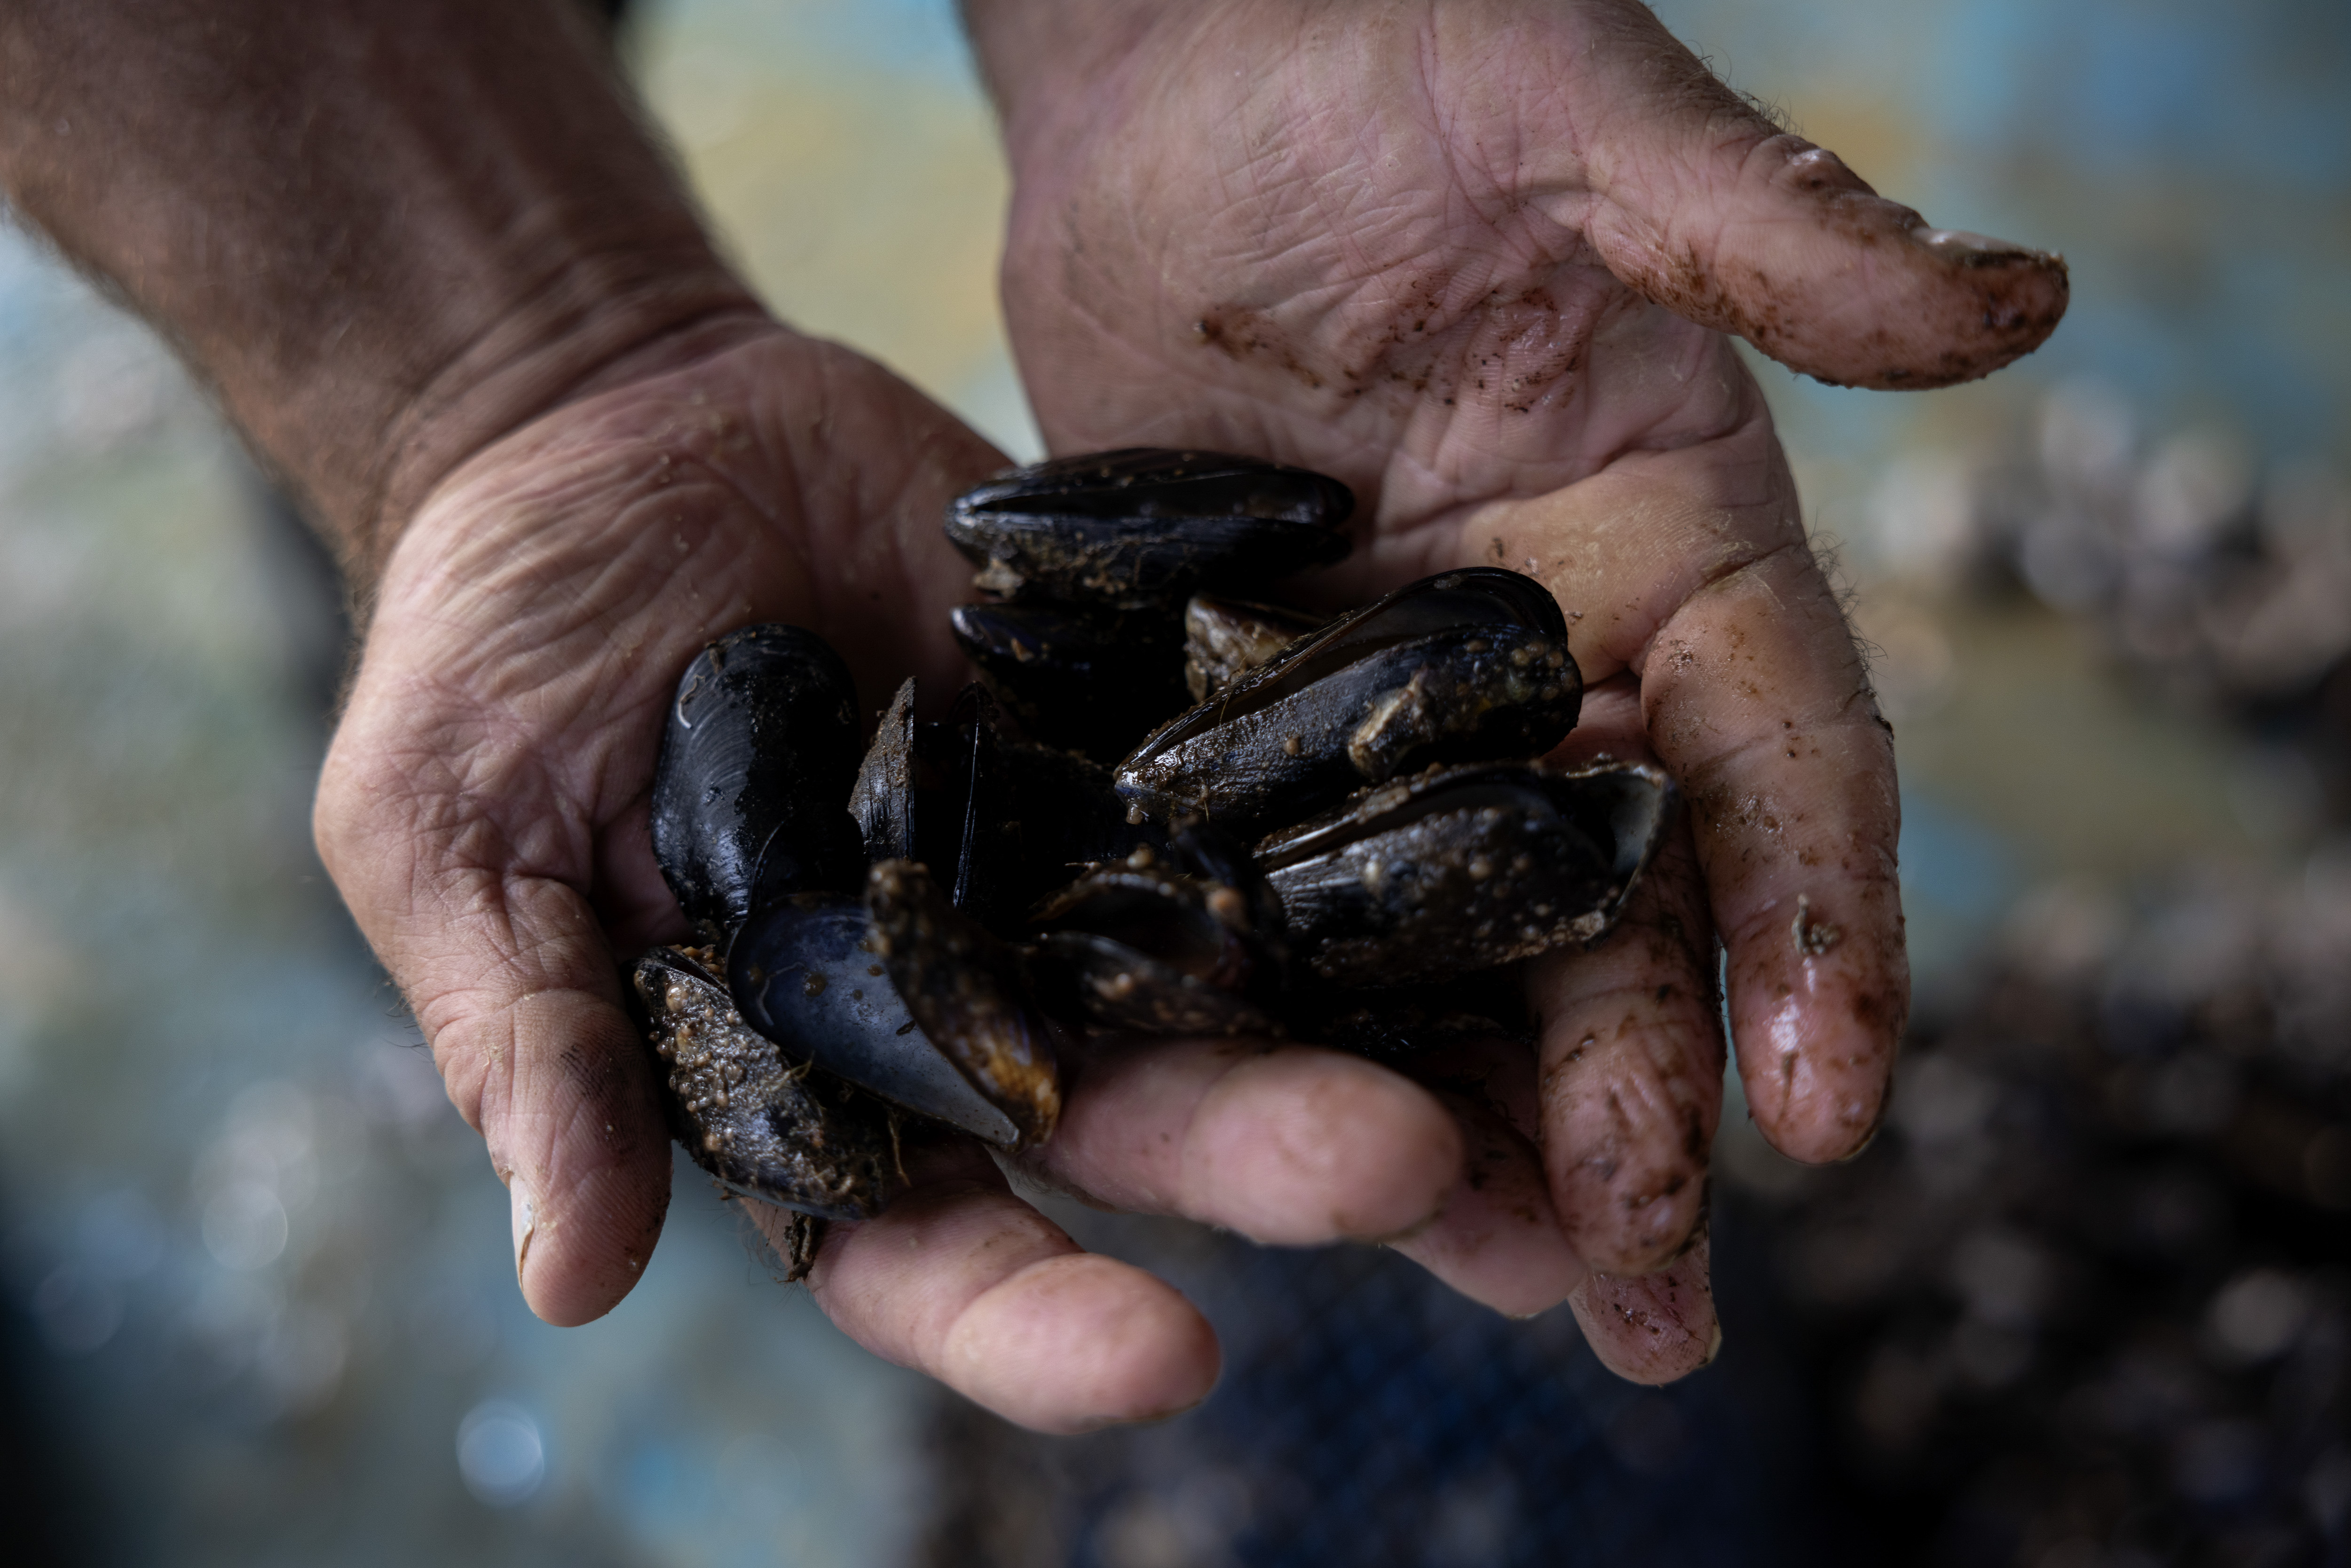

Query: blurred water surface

[0,0,2344,1562]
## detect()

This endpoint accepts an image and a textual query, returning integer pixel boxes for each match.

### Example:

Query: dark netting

[915,1204,1826,1568]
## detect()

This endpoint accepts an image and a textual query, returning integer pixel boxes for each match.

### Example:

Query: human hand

[0,0,1566,1437]
[322,319,1591,1431]
[965,0,2068,1375]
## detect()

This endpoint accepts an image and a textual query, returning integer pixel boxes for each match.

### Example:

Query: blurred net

[914,1206,1820,1568]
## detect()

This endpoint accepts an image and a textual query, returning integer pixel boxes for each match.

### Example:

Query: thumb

[316,747,674,1327]
[1542,0,2067,388]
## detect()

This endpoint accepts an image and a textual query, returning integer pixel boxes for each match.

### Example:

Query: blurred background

[0,0,2344,1563]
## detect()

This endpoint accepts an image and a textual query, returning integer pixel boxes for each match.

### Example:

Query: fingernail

[1910,226,2051,266]
[510,1178,537,1280]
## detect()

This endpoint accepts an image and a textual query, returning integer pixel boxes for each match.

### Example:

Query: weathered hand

[0,0,1619,1437]
[320,320,1580,1431]
[968,0,2067,1374]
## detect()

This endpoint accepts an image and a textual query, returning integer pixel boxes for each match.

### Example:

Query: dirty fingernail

[1909,226,2052,265]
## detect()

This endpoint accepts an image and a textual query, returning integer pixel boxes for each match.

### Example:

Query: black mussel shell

[650,624,866,939]
[949,602,1191,760]
[867,859,1062,1147]
[945,448,1353,608]
[727,893,1022,1146]
[1280,971,1535,1066]
[1183,594,1326,701]
[849,678,920,864]
[1026,840,1284,1037]
[920,687,1166,935]
[918,684,1032,933]
[1117,569,1582,838]
[631,946,906,1220]
[988,733,1168,876]
[1256,761,1675,986]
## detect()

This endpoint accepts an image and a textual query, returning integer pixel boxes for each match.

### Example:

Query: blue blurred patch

[1900,789,2018,927]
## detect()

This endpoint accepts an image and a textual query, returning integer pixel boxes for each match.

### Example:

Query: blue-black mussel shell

[1256,760,1675,987]
[650,624,866,939]
[948,601,1192,761]
[946,448,1353,608]
[1117,568,1582,837]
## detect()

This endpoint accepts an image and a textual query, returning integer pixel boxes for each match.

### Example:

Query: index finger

[1467,397,1904,1162]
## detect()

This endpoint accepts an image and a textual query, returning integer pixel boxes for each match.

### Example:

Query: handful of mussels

[628,449,1676,1242]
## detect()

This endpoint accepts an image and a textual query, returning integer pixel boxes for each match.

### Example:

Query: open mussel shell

[651,624,866,938]
[1183,594,1326,701]
[945,448,1353,608]
[1118,569,1582,838]
[949,602,1191,760]
[1026,839,1285,1037]
[631,947,906,1220]
[1257,760,1676,987]
[867,859,1062,1147]
[726,894,1022,1146]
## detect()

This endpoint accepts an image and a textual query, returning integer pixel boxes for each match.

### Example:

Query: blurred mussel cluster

[1724,864,2351,1564]
[1880,382,2351,728]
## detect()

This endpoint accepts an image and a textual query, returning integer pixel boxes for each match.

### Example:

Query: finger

[789,1147,1219,1435]
[1529,696,1725,1273]
[1522,0,2067,387]
[1567,1231,1720,1385]
[316,758,675,1325]
[1041,1036,1580,1317]
[1470,419,1906,1165]
[1035,1038,1464,1245]
[1387,1078,1588,1319]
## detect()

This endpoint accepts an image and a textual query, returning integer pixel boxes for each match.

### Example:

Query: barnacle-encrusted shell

[630,946,904,1220]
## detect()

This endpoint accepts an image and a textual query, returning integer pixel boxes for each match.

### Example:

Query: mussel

[848,678,920,864]
[1116,569,1584,837]
[1026,832,1288,1037]
[1183,595,1326,701]
[867,859,1062,1147]
[641,635,1068,1210]
[1258,761,1675,987]
[726,893,1022,1146]
[649,625,865,938]
[629,946,906,1219]
[627,448,1682,1234]
[948,602,1191,759]
[946,448,1353,607]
